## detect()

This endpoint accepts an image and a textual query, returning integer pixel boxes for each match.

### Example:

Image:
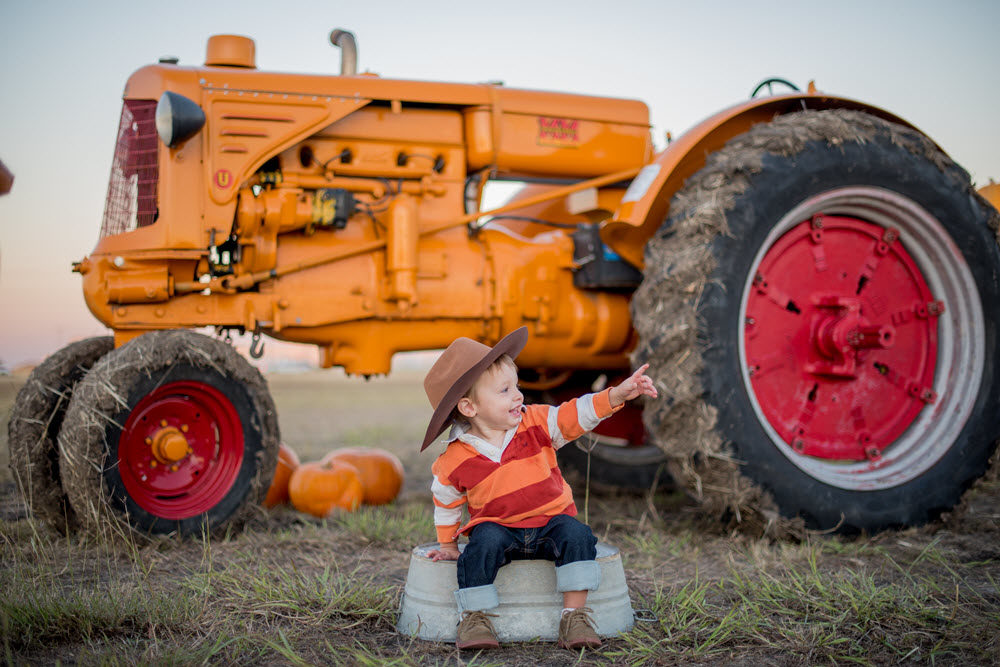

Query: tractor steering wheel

[750,77,801,98]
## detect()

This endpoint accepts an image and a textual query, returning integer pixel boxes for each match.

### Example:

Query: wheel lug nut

[145,437,152,445]
[160,419,168,427]
[181,424,189,432]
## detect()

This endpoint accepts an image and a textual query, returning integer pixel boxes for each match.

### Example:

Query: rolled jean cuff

[454,584,499,612]
[555,560,600,592]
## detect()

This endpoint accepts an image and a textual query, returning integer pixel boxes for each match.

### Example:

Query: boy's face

[458,362,524,437]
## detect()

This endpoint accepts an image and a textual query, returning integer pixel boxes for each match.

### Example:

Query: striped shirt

[430,388,621,544]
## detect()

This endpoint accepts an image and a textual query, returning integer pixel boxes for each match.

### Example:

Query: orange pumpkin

[288,460,363,517]
[263,442,300,508]
[322,447,405,505]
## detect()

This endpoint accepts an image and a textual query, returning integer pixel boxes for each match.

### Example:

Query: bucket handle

[633,608,658,623]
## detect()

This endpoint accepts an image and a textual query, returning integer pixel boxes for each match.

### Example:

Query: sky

[1,0,998,369]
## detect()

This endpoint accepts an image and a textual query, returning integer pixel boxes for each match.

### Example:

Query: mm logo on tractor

[537,117,579,147]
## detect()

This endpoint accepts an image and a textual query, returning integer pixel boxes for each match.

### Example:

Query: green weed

[331,503,434,547]
[613,543,1000,665]
[0,571,198,651]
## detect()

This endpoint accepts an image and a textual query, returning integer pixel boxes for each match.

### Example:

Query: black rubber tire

[7,336,113,530]
[58,330,279,537]
[633,109,1000,534]
[557,440,669,494]
[521,373,670,494]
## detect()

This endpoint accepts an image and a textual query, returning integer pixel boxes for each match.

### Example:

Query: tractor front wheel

[58,330,279,537]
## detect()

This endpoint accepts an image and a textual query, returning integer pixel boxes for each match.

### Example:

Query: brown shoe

[456,610,500,650]
[558,607,602,650]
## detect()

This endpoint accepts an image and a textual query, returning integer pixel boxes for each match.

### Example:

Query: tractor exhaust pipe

[329,29,357,76]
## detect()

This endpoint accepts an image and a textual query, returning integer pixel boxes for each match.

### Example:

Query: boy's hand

[609,363,658,407]
[427,544,460,561]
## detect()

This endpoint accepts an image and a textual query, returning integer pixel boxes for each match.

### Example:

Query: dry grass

[0,376,20,485]
[2,371,999,665]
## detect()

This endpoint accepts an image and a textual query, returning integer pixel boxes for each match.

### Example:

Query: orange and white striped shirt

[430,388,622,545]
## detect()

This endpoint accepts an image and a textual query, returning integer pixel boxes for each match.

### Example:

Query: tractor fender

[602,90,936,269]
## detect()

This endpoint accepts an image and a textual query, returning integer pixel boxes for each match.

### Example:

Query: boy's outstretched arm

[609,363,658,407]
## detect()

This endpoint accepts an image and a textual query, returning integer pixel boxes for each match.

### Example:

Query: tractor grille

[100,99,159,237]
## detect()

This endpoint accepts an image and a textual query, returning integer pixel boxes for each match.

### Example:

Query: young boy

[420,327,657,650]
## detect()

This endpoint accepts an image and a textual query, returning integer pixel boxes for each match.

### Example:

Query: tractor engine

[75,32,654,377]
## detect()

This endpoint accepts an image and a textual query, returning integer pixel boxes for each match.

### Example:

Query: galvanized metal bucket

[396,541,634,642]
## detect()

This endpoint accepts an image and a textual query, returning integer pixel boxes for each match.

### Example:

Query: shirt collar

[445,421,517,463]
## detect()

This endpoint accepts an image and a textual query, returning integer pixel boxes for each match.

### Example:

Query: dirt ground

[1,370,998,665]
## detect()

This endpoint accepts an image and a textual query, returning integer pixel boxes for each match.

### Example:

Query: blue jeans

[453,514,600,612]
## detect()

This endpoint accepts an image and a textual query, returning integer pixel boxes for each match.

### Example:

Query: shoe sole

[558,639,602,650]
[456,640,500,650]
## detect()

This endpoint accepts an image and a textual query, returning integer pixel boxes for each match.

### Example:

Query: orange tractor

[10,30,999,536]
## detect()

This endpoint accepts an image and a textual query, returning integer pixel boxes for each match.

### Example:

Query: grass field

[1,371,998,665]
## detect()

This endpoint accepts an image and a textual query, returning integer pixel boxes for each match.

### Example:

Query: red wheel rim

[118,380,244,519]
[744,214,940,462]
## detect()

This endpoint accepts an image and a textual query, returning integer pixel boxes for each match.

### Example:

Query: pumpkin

[263,442,300,508]
[322,447,405,505]
[288,460,364,517]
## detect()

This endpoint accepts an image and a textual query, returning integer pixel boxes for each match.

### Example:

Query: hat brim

[420,327,529,451]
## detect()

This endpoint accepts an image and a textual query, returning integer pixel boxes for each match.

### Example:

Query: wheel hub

[807,296,894,378]
[149,423,191,464]
[744,214,940,462]
[118,380,244,519]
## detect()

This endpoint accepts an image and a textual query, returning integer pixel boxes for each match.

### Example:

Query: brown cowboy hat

[421,327,529,451]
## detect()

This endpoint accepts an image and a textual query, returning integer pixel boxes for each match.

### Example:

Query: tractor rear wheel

[7,336,113,530]
[58,330,279,537]
[632,109,1000,534]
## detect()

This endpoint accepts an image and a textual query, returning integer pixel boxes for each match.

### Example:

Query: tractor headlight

[155,91,206,148]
